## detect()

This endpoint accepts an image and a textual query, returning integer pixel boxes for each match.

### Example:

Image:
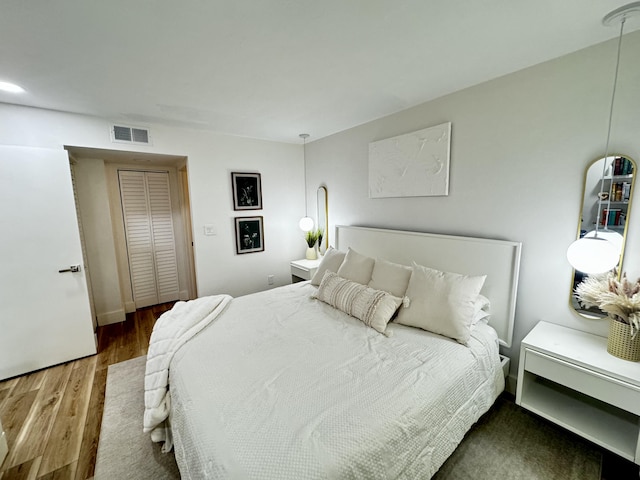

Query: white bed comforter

[143,294,232,449]
[169,282,504,479]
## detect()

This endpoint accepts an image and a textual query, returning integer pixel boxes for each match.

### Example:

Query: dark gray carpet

[433,395,602,480]
[95,356,602,479]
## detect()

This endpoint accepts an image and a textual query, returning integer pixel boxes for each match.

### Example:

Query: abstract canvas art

[368,122,451,198]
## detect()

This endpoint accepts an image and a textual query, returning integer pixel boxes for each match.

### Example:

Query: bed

[146,226,521,479]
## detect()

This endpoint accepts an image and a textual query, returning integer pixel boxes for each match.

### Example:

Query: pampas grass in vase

[575,270,640,361]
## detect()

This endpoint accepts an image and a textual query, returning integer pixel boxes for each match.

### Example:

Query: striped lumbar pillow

[314,271,402,335]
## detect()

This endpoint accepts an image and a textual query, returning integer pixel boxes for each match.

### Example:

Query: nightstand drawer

[525,348,640,415]
[291,264,311,280]
[290,259,321,282]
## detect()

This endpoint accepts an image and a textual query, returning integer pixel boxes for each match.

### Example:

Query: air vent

[110,125,151,145]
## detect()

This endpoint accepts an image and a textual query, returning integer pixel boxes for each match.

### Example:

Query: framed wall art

[234,216,264,254]
[231,172,262,210]
[368,122,451,198]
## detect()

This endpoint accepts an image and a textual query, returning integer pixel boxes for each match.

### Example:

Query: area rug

[432,395,602,479]
[96,356,602,479]
[94,356,180,480]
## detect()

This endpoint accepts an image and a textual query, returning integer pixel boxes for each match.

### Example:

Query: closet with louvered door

[118,170,180,308]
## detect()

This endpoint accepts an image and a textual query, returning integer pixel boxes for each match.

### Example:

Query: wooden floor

[0,302,174,480]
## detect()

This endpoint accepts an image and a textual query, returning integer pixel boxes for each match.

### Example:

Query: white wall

[0,105,306,304]
[73,157,125,324]
[2,31,639,382]
[304,31,640,380]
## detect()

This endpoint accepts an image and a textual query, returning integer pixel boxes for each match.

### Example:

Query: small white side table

[516,320,640,464]
[290,258,322,283]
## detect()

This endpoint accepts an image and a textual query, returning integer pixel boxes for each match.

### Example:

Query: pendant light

[298,133,314,232]
[567,2,640,274]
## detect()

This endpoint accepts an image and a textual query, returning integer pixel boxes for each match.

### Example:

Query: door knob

[58,265,81,273]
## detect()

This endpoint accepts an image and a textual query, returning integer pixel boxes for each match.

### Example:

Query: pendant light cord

[300,133,310,218]
[597,18,626,235]
[303,136,307,216]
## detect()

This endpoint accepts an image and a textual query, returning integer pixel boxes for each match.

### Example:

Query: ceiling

[2,1,639,144]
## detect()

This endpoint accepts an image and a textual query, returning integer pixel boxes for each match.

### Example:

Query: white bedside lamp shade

[299,216,314,232]
[567,236,619,274]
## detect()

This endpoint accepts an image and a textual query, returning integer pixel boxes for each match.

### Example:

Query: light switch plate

[203,224,216,236]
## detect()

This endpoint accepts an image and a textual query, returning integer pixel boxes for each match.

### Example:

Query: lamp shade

[584,229,624,255]
[299,216,314,232]
[567,236,619,274]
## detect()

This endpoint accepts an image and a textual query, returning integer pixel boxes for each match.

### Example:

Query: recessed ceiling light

[0,81,25,93]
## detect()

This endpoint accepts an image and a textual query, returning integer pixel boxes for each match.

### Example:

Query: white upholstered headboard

[335,225,521,348]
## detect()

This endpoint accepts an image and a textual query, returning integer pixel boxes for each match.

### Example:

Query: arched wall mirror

[571,154,636,317]
[317,186,328,254]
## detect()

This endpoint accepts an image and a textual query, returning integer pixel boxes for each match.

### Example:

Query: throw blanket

[143,294,232,451]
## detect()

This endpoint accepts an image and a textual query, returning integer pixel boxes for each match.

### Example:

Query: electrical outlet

[268,275,274,285]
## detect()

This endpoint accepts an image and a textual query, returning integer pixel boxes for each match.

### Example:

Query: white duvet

[169,282,504,479]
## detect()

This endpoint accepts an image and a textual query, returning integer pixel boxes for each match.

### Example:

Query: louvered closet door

[119,170,180,308]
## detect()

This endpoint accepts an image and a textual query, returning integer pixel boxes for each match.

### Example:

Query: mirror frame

[570,154,636,318]
[317,185,328,253]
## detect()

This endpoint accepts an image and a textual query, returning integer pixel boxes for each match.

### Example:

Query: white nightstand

[516,321,640,464]
[290,258,322,283]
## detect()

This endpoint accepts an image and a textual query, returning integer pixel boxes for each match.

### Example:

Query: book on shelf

[601,208,622,226]
[612,156,634,176]
[607,181,632,201]
[614,157,622,176]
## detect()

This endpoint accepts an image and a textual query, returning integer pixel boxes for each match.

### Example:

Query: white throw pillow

[368,258,412,298]
[336,248,375,285]
[310,247,346,286]
[470,294,491,329]
[313,271,402,335]
[396,262,486,344]
[472,294,491,324]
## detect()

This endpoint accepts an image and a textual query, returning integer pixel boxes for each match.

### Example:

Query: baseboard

[124,300,136,313]
[97,309,126,326]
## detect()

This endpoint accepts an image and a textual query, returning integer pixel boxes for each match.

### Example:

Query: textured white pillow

[336,248,375,285]
[471,294,491,328]
[472,294,490,323]
[368,258,412,298]
[471,309,491,326]
[310,247,346,286]
[396,262,486,344]
[314,271,402,335]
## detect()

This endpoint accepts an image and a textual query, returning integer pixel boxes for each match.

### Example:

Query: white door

[119,170,180,308]
[0,146,96,380]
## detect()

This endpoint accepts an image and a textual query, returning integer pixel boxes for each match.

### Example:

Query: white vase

[305,246,317,260]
